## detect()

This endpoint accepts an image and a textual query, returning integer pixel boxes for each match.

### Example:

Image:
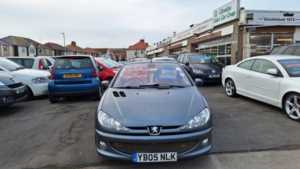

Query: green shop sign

[213,0,240,27]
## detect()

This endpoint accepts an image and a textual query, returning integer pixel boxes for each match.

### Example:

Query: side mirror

[98,65,104,71]
[195,78,204,86]
[185,62,190,67]
[101,80,110,90]
[266,68,280,77]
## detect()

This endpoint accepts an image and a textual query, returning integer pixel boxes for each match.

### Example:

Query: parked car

[95,62,212,162]
[152,56,177,63]
[130,57,149,62]
[95,57,122,81]
[7,56,55,70]
[0,58,50,98]
[177,53,222,84]
[0,72,27,107]
[48,55,101,103]
[222,55,300,121]
[271,44,300,56]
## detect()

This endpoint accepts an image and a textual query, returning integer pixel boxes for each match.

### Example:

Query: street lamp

[61,32,66,55]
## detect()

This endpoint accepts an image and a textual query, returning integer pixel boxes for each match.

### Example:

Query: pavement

[0,86,299,169]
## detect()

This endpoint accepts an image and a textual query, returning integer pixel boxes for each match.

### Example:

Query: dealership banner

[213,0,240,27]
[247,11,300,26]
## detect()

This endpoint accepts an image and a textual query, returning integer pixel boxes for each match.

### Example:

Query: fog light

[99,141,107,150]
[202,138,209,145]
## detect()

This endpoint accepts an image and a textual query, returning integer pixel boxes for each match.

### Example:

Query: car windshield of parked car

[113,63,192,89]
[55,57,93,69]
[278,59,300,77]
[189,55,214,64]
[0,59,24,71]
[8,58,34,69]
[96,58,121,68]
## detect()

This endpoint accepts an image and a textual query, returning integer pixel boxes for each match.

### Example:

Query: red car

[94,58,122,81]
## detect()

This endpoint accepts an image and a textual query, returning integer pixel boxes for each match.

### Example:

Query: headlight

[98,111,128,131]
[181,108,210,130]
[32,77,49,84]
[0,81,5,86]
[193,69,204,74]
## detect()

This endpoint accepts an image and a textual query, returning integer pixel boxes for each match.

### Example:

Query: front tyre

[225,79,237,97]
[284,93,300,121]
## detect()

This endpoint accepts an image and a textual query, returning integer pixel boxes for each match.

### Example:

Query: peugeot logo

[148,126,161,136]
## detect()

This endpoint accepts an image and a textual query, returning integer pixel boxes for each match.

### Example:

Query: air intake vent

[113,91,120,97]
[119,91,126,97]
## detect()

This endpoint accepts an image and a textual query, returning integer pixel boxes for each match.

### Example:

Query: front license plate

[209,74,220,78]
[132,152,177,163]
[63,74,82,78]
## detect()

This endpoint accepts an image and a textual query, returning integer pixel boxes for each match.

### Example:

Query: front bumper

[193,74,221,83]
[95,128,212,161]
[0,85,27,107]
[30,83,49,96]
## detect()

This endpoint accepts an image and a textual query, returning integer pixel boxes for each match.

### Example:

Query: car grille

[7,83,23,89]
[111,141,198,154]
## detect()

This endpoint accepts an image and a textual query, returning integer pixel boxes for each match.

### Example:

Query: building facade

[147,0,300,65]
[127,39,149,61]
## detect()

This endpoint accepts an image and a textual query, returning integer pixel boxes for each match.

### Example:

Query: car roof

[6,56,53,59]
[7,56,36,59]
[250,55,300,61]
[55,55,93,58]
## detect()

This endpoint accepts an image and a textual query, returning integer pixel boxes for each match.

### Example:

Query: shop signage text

[247,11,300,26]
[213,0,240,27]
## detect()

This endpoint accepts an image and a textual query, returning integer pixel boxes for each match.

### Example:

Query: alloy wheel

[225,80,235,97]
[285,94,300,120]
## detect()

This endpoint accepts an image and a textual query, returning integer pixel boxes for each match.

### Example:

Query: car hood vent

[112,91,126,97]
[113,91,120,97]
[119,91,126,97]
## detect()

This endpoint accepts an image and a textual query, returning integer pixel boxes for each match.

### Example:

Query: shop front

[240,10,300,59]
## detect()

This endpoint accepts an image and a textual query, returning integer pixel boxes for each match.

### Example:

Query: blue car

[48,55,101,103]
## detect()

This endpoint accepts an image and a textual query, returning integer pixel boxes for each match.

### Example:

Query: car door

[248,59,282,106]
[234,59,255,94]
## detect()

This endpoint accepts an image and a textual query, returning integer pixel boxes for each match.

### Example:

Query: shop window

[226,44,231,55]
[250,33,272,57]
[273,33,293,47]
[218,45,226,55]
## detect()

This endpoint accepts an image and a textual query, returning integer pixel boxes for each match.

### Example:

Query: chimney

[140,39,145,43]
[173,32,177,37]
[71,41,76,46]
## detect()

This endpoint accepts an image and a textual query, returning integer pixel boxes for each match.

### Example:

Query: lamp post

[61,32,66,55]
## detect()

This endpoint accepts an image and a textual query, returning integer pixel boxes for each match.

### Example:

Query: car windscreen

[55,57,93,69]
[189,55,213,64]
[96,58,120,68]
[0,59,24,71]
[8,58,34,69]
[113,63,192,89]
[278,59,300,77]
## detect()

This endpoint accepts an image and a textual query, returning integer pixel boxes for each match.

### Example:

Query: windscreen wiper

[139,83,186,89]
[114,86,141,89]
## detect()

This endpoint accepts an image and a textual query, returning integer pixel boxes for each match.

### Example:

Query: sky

[0,0,299,48]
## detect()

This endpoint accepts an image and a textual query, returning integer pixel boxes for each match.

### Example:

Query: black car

[177,53,222,84]
[95,62,212,162]
[0,72,27,107]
